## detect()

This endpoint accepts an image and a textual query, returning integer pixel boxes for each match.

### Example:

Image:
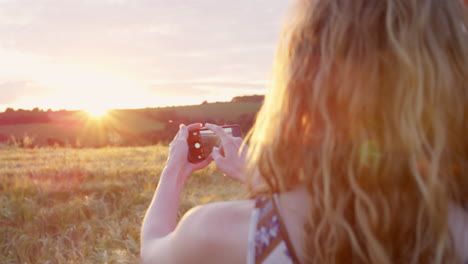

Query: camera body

[187,125,242,163]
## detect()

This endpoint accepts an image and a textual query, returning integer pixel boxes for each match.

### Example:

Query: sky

[0,0,292,112]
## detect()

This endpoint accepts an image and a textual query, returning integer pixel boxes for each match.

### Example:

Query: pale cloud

[0,80,56,105]
[0,0,292,110]
[146,80,265,96]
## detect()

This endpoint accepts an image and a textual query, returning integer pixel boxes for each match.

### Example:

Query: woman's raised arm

[140,124,212,262]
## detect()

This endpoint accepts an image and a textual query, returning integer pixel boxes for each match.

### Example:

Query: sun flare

[86,108,109,119]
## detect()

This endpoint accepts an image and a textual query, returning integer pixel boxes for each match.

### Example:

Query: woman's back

[156,186,312,264]
[178,189,468,263]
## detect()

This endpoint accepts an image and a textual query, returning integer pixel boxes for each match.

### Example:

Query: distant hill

[0,96,263,148]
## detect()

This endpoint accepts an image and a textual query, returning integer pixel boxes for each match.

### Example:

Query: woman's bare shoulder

[161,200,255,264]
[188,199,255,220]
[448,203,468,262]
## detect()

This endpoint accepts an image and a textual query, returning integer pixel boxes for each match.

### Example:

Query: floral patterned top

[247,194,300,264]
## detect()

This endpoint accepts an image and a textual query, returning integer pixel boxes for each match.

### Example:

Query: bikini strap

[249,195,301,264]
[272,194,301,264]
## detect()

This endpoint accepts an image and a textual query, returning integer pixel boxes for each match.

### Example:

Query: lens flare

[86,108,108,119]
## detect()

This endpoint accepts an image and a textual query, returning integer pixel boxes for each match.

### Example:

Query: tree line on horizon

[0,95,264,148]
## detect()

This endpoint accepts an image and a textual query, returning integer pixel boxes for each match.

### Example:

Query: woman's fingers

[203,123,246,182]
[191,155,213,171]
[172,123,202,146]
[177,124,188,139]
[178,123,202,140]
[211,146,224,162]
[176,123,202,138]
[204,123,231,142]
[186,123,203,131]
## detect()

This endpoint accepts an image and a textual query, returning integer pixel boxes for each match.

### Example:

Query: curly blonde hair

[247,0,468,263]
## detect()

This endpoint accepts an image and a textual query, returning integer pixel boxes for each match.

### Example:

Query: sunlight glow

[0,52,253,111]
[86,108,108,119]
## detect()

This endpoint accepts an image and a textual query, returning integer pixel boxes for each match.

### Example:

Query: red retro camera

[187,125,242,163]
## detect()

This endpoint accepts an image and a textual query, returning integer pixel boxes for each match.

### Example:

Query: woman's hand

[204,123,247,183]
[165,123,212,185]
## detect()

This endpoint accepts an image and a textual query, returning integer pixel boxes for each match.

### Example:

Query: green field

[0,146,245,263]
[152,102,262,121]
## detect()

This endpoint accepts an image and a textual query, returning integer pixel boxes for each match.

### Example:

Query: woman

[141,0,468,263]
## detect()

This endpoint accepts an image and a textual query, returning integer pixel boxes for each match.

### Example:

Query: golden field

[0,146,245,263]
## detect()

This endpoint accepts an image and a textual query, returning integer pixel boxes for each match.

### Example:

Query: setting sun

[86,108,109,118]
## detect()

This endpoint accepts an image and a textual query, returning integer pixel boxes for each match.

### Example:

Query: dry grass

[0,146,245,263]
